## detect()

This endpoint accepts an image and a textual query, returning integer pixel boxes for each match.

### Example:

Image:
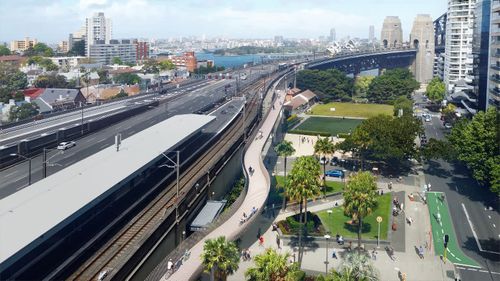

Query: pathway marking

[488,215,491,219]
[462,203,500,255]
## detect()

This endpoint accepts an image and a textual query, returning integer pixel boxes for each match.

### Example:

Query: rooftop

[0,114,216,266]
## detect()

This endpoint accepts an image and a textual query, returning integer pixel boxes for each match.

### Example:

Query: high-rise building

[58,41,69,53]
[444,0,476,91]
[488,0,500,107]
[381,16,403,48]
[330,28,336,41]
[471,0,492,111]
[10,37,37,52]
[369,25,375,42]
[88,39,136,65]
[69,26,86,51]
[85,12,112,57]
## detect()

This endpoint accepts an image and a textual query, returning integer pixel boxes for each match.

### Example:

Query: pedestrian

[428,183,432,191]
[348,241,352,251]
[371,248,377,260]
[332,248,337,259]
[246,249,251,260]
[167,258,173,273]
[419,245,424,259]
[276,235,281,249]
[259,235,264,246]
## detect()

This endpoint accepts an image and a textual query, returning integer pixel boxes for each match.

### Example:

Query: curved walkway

[165,87,285,280]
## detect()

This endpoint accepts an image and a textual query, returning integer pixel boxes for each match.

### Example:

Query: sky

[0,0,447,43]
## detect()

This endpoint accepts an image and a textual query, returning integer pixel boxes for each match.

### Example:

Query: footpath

[227,169,458,281]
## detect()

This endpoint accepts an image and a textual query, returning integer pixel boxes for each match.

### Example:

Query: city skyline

[1,0,447,43]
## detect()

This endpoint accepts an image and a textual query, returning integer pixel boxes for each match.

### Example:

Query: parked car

[98,270,108,281]
[444,123,452,129]
[319,156,328,165]
[330,157,339,166]
[325,169,344,178]
[57,141,76,150]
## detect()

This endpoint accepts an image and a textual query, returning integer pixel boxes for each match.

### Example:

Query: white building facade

[444,0,477,90]
[85,12,112,57]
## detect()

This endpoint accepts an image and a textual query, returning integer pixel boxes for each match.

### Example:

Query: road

[414,91,500,281]
[0,65,276,198]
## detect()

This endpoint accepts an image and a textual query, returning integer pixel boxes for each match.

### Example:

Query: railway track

[67,79,266,281]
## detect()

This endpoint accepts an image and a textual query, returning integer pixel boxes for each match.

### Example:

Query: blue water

[195,53,266,68]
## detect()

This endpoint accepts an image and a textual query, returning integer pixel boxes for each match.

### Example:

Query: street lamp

[10,153,31,186]
[327,209,333,233]
[159,151,180,223]
[324,234,331,275]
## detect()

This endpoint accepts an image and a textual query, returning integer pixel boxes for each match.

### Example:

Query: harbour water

[196,52,268,68]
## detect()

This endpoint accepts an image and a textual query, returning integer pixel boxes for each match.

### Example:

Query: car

[444,123,452,129]
[325,169,344,178]
[57,141,76,150]
[319,156,328,165]
[424,116,432,122]
[97,270,108,281]
[330,157,339,166]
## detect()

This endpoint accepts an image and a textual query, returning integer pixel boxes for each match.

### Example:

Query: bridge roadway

[0,65,276,199]
[164,74,286,281]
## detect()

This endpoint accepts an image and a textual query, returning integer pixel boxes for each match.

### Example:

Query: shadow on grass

[343,221,372,235]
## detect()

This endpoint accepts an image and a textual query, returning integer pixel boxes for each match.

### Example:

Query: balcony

[490,75,500,83]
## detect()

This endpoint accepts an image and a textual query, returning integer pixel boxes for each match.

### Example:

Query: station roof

[0,114,215,266]
[190,200,227,232]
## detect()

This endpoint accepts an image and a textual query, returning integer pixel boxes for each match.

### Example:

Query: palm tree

[336,251,379,281]
[274,140,296,210]
[286,156,322,266]
[343,171,378,251]
[245,248,302,281]
[201,236,240,281]
[314,137,336,197]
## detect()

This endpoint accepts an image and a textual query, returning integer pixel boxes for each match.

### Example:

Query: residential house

[30,88,86,113]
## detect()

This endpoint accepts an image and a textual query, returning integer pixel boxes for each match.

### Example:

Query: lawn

[275,175,344,195]
[316,193,392,240]
[290,116,362,136]
[310,102,393,118]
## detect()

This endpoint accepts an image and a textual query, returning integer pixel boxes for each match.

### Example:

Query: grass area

[316,193,392,240]
[309,102,393,118]
[290,116,362,136]
[275,175,344,195]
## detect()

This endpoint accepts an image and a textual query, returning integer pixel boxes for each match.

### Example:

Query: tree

[343,171,378,251]
[0,45,11,56]
[245,248,302,281]
[367,68,419,104]
[274,140,296,210]
[34,74,69,88]
[9,102,39,121]
[112,57,124,65]
[142,59,160,73]
[114,73,141,85]
[201,236,240,281]
[354,76,374,98]
[113,89,128,99]
[0,62,28,91]
[314,137,336,197]
[426,77,446,103]
[447,108,500,194]
[159,60,176,71]
[442,103,457,122]
[27,56,58,71]
[338,114,423,168]
[333,252,379,281]
[97,69,111,84]
[296,69,354,102]
[69,40,85,56]
[25,43,54,57]
[393,96,413,117]
[287,156,322,266]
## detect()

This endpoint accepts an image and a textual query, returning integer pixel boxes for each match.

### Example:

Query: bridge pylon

[410,14,435,83]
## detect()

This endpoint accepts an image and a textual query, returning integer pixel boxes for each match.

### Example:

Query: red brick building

[134,40,149,63]
[170,51,197,72]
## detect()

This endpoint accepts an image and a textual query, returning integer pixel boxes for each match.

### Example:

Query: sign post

[376,216,383,248]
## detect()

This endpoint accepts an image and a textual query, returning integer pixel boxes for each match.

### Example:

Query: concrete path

[165,84,286,280]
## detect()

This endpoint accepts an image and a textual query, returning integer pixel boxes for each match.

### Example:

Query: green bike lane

[427,192,480,268]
